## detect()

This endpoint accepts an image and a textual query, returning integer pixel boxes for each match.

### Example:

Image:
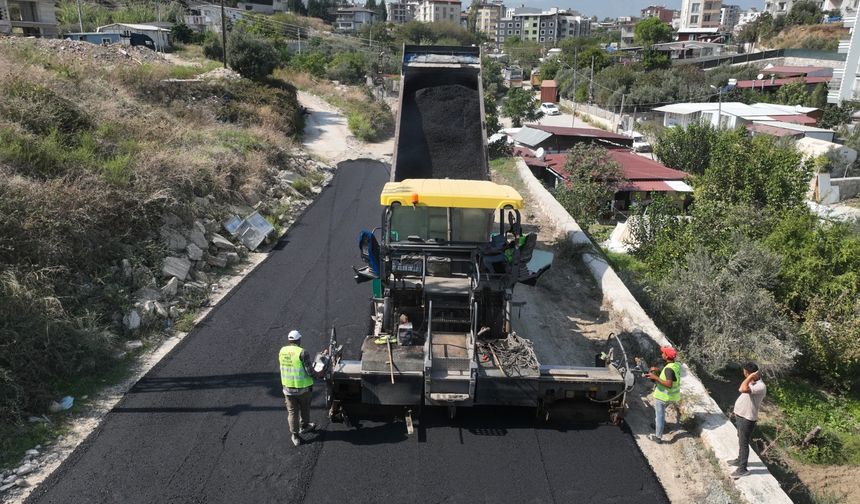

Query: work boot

[300,422,317,433]
[291,434,301,447]
[726,458,740,466]
[731,467,750,479]
[647,433,663,444]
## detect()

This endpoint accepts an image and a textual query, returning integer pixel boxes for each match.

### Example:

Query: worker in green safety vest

[279,329,318,447]
[646,346,680,443]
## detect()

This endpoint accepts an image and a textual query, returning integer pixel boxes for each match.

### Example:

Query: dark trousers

[285,390,312,435]
[736,415,756,470]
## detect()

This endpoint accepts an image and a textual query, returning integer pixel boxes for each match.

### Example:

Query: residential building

[335,7,376,32]
[641,5,675,23]
[734,8,761,33]
[236,0,297,14]
[675,27,725,42]
[653,40,725,59]
[495,8,590,46]
[823,1,860,18]
[680,0,722,29]
[620,22,635,47]
[505,5,540,17]
[719,4,741,31]
[476,1,505,37]
[653,102,820,129]
[0,0,58,37]
[97,23,172,49]
[186,3,248,33]
[386,1,416,24]
[63,32,122,45]
[414,0,461,23]
[830,11,860,103]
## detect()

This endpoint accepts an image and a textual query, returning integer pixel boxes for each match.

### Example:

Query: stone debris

[210,233,236,251]
[187,227,208,250]
[161,277,179,298]
[200,67,242,81]
[186,243,204,261]
[2,475,16,485]
[0,37,166,66]
[24,449,38,457]
[15,478,29,487]
[225,252,240,265]
[125,340,144,350]
[122,259,133,279]
[160,226,187,251]
[162,256,191,280]
[123,310,141,331]
[14,464,35,476]
[206,254,228,268]
[1,482,16,493]
[134,287,161,303]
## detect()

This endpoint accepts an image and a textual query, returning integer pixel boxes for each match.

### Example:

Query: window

[703,14,711,22]
[549,22,554,27]
[515,23,520,27]
[507,30,512,34]
[690,15,699,23]
[540,22,545,27]
[540,30,545,35]
[540,37,545,42]
[691,3,700,13]
[549,30,553,35]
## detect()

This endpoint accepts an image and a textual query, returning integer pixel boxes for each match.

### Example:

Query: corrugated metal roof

[735,76,830,89]
[747,123,801,138]
[525,124,631,141]
[753,120,832,133]
[513,127,553,147]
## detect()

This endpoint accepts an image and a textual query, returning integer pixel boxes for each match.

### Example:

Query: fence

[560,99,660,132]
[677,48,785,69]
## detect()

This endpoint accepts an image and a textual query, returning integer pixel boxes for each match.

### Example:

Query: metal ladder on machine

[423,300,477,418]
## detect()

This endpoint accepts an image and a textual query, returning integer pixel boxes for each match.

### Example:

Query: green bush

[203,32,224,62]
[345,99,393,142]
[0,79,91,136]
[227,28,279,81]
[799,293,860,390]
[347,110,374,141]
[326,52,367,85]
[290,51,330,79]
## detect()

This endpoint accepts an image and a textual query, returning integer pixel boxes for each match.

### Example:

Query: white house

[186,3,250,32]
[414,0,462,23]
[335,7,376,32]
[653,102,819,130]
[97,23,172,49]
[386,1,416,24]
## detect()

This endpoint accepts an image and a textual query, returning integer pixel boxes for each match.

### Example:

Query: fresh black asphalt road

[27,160,668,504]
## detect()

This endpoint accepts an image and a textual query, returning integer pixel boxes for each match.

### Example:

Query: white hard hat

[288,330,302,341]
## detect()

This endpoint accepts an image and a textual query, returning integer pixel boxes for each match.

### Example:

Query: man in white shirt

[730,362,766,478]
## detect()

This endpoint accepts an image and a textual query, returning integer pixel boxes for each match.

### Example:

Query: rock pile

[0,444,59,496]
[0,36,166,66]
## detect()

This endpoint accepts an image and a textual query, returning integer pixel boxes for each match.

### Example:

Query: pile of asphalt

[395,84,486,181]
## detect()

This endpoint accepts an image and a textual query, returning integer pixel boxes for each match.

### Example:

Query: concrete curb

[513,158,792,504]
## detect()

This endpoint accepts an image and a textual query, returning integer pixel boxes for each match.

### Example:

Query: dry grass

[0,37,304,432]
[764,24,848,51]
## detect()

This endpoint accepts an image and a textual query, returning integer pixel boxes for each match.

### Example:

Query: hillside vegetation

[0,37,315,454]
[763,24,848,51]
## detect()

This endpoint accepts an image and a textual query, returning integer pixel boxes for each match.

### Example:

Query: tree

[642,49,670,70]
[552,144,626,228]
[785,0,824,27]
[170,23,194,44]
[501,86,542,127]
[538,57,561,81]
[654,121,716,176]
[808,82,828,108]
[775,81,809,106]
[634,17,672,46]
[701,129,810,212]
[326,52,367,84]
[653,243,798,374]
[287,0,307,15]
[481,56,505,96]
[365,0,376,9]
[376,1,387,22]
[227,28,279,80]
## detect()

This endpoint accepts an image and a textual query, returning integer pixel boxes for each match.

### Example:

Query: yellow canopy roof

[380,179,524,210]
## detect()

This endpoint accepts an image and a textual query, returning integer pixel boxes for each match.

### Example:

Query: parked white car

[539,102,561,116]
[626,131,652,153]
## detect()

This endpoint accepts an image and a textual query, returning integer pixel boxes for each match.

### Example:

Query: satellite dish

[756,73,765,80]
[535,147,545,160]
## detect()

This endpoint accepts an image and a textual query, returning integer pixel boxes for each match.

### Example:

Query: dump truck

[322,46,633,429]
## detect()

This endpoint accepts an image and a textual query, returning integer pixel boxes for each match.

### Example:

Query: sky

[510,1,764,20]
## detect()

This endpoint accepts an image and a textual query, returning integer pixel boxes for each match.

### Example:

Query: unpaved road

[299,91,393,163]
[25,161,667,504]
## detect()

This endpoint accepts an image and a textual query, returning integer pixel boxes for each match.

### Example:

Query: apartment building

[386,1,416,24]
[476,2,505,36]
[0,0,57,37]
[495,8,590,46]
[680,0,722,29]
[414,0,461,23]
[720,4,741,31]
[641,5,675,23]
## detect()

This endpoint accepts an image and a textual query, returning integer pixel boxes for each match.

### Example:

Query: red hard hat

[661,347,677,360]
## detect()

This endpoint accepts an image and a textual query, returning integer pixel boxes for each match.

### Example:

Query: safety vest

[653,362,681,402]
[279,345,313,389]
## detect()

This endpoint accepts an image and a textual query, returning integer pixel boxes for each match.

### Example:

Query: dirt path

[298,91,393,164]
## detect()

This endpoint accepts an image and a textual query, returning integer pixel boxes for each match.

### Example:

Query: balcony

[844,16,856,29]
[839,40,852,53]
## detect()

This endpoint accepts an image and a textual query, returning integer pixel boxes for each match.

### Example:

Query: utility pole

[298,28,302,55]
[618,93,626,133]
[75,0,83,32]
[220,0,227,69]
[589,55,595,104]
